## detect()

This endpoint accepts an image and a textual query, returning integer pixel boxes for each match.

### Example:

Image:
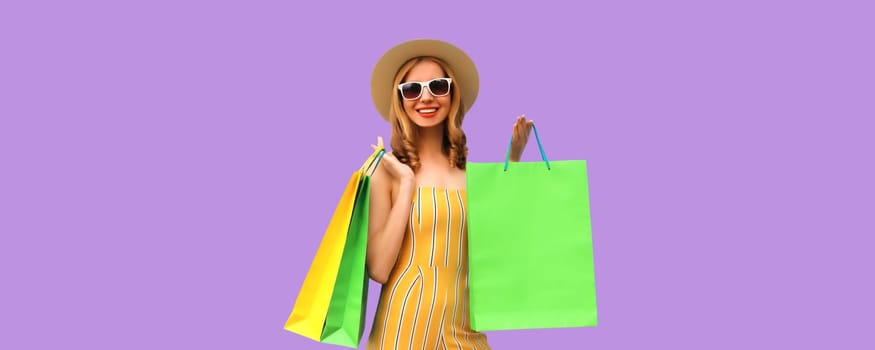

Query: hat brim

[371,39,479,122]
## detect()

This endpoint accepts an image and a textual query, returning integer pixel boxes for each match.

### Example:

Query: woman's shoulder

[368,158,390,182]
[368,160,398,194]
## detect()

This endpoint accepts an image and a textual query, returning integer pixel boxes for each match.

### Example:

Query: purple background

[2,0,873,349]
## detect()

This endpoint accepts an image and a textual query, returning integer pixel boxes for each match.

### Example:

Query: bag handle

[503,123,551,171]
[360,147,386,176]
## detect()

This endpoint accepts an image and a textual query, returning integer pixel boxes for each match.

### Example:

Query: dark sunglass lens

[400,83,421,99]
[429,79,450,96]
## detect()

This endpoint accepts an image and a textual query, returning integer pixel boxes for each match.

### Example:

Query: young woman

[364,39,532,350]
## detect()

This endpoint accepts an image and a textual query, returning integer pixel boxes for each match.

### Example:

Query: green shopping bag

[465,124,597,332]
[320,151,383,348]
[284,148,383,342]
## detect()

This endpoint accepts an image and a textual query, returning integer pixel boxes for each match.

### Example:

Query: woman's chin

[411,115,447,128]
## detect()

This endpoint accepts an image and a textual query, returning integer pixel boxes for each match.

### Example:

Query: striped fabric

[367,187,491,350]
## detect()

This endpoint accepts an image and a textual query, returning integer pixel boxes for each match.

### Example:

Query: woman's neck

[416,124,446,164]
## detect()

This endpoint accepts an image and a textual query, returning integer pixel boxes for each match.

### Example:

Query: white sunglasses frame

[397,78,453,100]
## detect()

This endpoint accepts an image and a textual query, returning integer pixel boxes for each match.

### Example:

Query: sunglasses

[398,78,452,100]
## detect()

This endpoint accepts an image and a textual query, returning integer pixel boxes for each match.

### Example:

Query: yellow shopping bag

[284,147,384,340]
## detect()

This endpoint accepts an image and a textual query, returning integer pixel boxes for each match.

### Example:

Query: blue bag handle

[503,123,551,171]
[363,148,386,176]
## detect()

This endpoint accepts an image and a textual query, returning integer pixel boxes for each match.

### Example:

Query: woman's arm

[366,152,415,284]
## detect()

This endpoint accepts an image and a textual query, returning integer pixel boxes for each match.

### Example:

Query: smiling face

[387,57,468,171]
[400,60,452,128]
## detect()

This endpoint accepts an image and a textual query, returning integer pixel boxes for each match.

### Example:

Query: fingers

[519,115,533,133]
[512,115,534,138]
[372,136,385,151]
[514,115,532,128]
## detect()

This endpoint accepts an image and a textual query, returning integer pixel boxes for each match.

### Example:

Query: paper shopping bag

[465,124,598,332]
[284,148,384,341]
[320,173,373,348]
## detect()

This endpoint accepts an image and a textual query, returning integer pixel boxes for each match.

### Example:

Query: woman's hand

[509,115,533,162]
[372,136,415,184]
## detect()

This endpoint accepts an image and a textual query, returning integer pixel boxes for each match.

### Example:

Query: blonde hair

[388,57,468,171]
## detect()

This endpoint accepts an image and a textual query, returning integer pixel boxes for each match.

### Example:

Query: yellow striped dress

[367,187,491,350]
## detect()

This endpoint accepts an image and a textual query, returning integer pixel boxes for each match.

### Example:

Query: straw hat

[370,38,480,122]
